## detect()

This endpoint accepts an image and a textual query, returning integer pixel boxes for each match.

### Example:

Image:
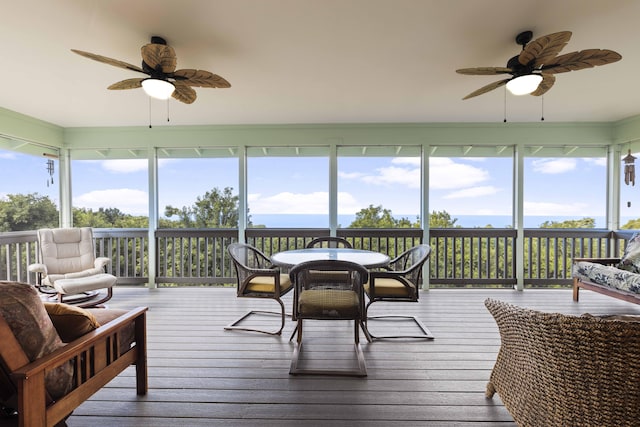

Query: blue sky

[0,148,626,227]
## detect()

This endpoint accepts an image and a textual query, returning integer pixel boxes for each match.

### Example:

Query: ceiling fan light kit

[456,30,622,100]
[141,78,175,100]
[71,36,231,105]
[506,74,543,96]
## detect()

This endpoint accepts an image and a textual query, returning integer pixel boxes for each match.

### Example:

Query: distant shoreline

[249,214,616,228]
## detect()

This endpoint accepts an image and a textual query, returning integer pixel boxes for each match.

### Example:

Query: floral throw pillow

[618,232,640,273]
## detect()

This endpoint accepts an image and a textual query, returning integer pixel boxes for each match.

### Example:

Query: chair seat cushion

[246,274,292,294]
[365,278,415,297]
[573,261,640,293]
[52,273,117,294]
[0,282,73,401]
[298,289,360,318]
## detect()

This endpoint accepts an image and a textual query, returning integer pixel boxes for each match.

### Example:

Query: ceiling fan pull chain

[503,87,507,123]
[149,97,152,129]
[167,99,170,123]
[541,96,545,121]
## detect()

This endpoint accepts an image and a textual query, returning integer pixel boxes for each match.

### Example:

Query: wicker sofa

[572,232,640,305]
[485,298,640,427]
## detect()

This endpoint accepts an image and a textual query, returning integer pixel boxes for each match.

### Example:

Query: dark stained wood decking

[64,287,640,426]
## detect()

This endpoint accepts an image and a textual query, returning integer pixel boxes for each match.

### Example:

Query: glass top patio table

[271,248,390,269]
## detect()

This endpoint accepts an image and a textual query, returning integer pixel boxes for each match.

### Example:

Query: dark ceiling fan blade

[541,49,622,74]
[71,49,146,74]
[141,43,177,74]
[530,74,555,96]
[172,81,197,104]
[456,67,512,75]
[519,31,572,67]
[107,78,144,90]
[173,69,232,88]
[462,78,509,100]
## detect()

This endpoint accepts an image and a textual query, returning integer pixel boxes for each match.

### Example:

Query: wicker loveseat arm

[485,298,640,427]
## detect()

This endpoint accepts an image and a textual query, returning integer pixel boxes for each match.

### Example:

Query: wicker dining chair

[225,243,293,335]
[289,260,369,377]
[362,244,433,340]
[306,237,353,249]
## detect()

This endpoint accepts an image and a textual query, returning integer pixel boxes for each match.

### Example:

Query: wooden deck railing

[0,227,632,288]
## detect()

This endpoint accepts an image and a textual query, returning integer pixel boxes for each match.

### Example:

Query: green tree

[621,218,640,229]
[164,187,243,228]
[0,193,58,231]
[348,205,420,228]
[429,210,459,228]
[539,217,595,228]
[73,207,148,228]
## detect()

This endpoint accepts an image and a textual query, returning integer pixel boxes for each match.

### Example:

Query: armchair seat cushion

[573,261,640,294]
[246,274,292,294]
[365,278,415,297]
[52,273,117,295]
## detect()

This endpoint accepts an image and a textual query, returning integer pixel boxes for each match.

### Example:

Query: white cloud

[444,186,502,199]
[361,165,421,188]
[74,189,148,215]
[391,157,421,166]
[248,191,361,214]
[584,157,607,167]
[338,171,366,179]
[101,159,147,173]
[429,157,490,189]
[0,152,16,159]
[339,159,421,188]
[532,158,576,174]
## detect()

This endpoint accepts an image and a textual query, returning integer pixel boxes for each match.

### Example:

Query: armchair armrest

[94,256,111,270]
[572,257,621,266]
[28,263,47,274]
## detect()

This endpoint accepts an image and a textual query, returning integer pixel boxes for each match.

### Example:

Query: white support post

[58,148,72,228]
[329,144,338,236]
[147,149,158,289]
[238,146,247,243]
[422,145,430,290]
[513,145,524,291]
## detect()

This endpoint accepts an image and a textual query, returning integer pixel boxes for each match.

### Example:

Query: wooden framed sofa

[572,257,640,304]
[0,281,147,427]
[572,232,640,305]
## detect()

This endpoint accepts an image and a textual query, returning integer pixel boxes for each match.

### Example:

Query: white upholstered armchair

[28,227,116,307]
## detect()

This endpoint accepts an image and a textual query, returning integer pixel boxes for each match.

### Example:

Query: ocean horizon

[249,214,624,228]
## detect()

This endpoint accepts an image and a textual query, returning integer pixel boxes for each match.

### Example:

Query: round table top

[271,248,390,268]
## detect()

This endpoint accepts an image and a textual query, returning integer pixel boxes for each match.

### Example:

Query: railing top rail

[429,228,517,237]
[155,228,238,238]
[524,229,613,238]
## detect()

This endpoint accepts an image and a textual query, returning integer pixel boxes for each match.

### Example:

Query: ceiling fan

[456,30,621,100]
[71,36,231,104]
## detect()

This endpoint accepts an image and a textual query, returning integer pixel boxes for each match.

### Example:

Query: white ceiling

[2,0,638,128]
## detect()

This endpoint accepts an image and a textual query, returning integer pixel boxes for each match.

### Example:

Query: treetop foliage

[0,191,627,231]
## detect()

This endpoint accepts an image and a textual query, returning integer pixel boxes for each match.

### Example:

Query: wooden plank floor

[64,287,640,427]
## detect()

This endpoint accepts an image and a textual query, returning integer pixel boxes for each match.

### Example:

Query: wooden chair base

[363,315,434,341]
